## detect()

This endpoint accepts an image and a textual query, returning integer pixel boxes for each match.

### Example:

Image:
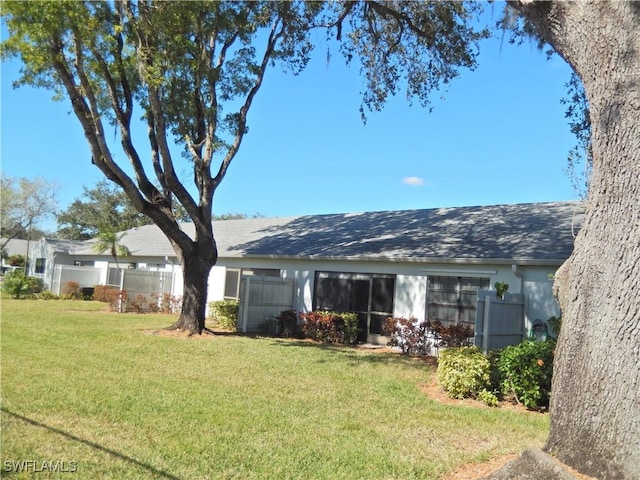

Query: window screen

[427,276,489,326]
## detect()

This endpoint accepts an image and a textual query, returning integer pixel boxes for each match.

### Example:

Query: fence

[115,269,175,312]
[52,265,101,296]
[237,276,296,333]
[474,290,525,351]
[52,265,175,312]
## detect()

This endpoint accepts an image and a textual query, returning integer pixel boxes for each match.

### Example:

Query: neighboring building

[28,201,583,343]
[1,238,30,273]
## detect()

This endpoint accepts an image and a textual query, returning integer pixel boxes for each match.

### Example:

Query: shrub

[129,294,147,313]
[383,318,474,355]
[26,276,44,294]
[209,300,239,330]
[62,281,83,300]
[428,321,474,348]
[38,290,60,300]
[150,293,182,314]
[437,347,492,400]
[94,285,119,303]
[383,317,433,355]
[277,309,298,337]
[1,270,31,298]
[495,340,555,410]
[106,290,128,313]
[301,311,359,345]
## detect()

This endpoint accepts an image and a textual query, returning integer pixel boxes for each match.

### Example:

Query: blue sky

[1,10,579,232]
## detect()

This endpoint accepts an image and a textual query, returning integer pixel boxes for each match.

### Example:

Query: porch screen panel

[314,272,395,339]
[370,277,395,334]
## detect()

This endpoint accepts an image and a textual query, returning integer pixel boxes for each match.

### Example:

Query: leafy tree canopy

[1,0,488,333]
[0,176,58,247]
[56,180,151,240]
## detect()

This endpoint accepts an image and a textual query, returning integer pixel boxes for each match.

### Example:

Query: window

[35,258,46,274]
[313,272,395,341]
[224,268,241,299]
[427,276,490,326]
[224,268,281,300]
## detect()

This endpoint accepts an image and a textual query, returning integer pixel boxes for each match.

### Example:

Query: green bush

[1,270,31,298]
[38,290,60,300]
[495,340,555,410]
[301,311,359,345]
[437,347,492,400]
[209,300,239,330]
[26,276,44,294]
[477,388,500,407]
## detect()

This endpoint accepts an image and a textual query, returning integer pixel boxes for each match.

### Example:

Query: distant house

[1,238,30,273]
[28,201,583,344]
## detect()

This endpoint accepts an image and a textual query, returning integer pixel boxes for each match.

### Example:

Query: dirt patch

[419,379,539,414]
[140,328,216,338]
[443,454,519,480]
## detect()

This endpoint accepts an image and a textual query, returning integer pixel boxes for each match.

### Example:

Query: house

[1,238,30,273]
[28,201,583,344]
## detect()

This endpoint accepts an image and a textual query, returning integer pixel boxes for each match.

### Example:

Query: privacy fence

[474,290,525,351]
[52,265,175,312]
[237,275,296,334]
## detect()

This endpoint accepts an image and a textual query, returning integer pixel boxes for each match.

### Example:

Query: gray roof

[1,238,29,257]
[49,201,584,264]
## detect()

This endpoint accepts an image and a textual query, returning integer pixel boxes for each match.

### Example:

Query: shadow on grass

[0,407,180,480]
[267,338,437,370]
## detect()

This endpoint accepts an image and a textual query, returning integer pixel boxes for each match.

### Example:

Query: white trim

[421,268,497,276]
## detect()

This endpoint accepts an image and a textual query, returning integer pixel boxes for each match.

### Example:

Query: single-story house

[1,238,30,273]
[27,201,583,344]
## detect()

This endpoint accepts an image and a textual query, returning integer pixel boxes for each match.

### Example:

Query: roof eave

[218,253,566,267]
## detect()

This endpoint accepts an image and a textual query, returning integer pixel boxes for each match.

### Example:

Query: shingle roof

[1,238,30,256]
[49,201,584,264]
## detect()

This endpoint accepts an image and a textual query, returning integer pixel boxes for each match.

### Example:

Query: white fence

[52,265,175,312]
[114,269,175,312]
[237,276,296,333]
[52,265,101,296]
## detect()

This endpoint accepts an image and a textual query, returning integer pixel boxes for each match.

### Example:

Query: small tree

[93,228,131,271]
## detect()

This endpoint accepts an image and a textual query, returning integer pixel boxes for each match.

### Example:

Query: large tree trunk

[511,2,640,479]
[169,240,217,335]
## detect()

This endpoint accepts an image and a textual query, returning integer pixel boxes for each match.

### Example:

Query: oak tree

[330,2,638,477]
[2,1,324,333]
[2,1,485,334]
[509,2,639,478]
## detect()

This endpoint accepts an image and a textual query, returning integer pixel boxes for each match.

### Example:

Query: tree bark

[510,2,640,479]
[168,240,217,335]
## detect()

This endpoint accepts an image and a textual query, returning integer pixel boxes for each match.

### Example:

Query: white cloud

[402,176,424,186]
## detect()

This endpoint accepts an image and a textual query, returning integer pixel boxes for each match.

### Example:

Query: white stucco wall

[208,257,561,333]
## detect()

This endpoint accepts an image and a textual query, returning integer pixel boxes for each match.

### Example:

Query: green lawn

[0,299,548,479]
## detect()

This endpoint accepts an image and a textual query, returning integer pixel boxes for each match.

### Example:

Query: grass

[0,299,548,479]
